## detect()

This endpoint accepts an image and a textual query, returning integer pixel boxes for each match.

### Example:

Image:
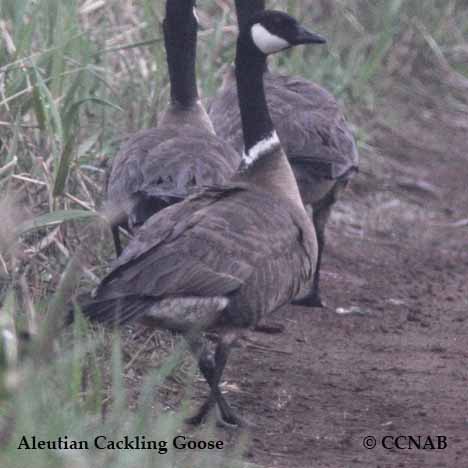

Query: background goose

[208,0,359,307]
[76,10,325,427]
[107,0,239,255]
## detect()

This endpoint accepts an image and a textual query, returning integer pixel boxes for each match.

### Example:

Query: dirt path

[190,111,468,467]
[118,104,467,467]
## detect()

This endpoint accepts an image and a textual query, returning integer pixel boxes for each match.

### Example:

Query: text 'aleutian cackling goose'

[75,9,325,427]
[209,0,359,307]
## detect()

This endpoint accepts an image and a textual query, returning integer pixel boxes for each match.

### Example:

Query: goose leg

[210,335,250,428]
[185,339,217,425]
[293,201,331,308]
[294,179,351,308]
[112,225,123,257]
[185,332,244,426]
[310,202,329,306]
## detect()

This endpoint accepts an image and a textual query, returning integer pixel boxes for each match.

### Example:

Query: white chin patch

[193,7,200,25]
[242,131,281,167]
[251,23,290,54]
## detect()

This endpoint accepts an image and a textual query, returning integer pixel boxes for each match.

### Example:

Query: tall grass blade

[38,256,82,359]
[16,209,99,236]
[29,61,64,143]
[0,290,18,369]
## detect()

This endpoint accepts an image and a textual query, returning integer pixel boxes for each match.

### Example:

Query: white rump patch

[142,296,230,332]
[242,131,281,167]
[251,23,290,54]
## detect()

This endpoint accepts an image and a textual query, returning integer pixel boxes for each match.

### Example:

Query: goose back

[209,70,358,183]
[106,0,240,251]
[107,125,239,229]
[88,184,316,328]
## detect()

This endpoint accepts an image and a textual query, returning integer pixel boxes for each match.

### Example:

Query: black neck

[235,38,275,155]
[234,0,265,31]
[164,0,198,108]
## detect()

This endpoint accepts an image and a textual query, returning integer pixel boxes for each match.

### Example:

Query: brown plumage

[207,1,359,307]
[81,177,316,427]
[107,125,239,230]
[210,72,358,180]
[84,184,315,329]
[78,9,325,426]
[107,0,240,255]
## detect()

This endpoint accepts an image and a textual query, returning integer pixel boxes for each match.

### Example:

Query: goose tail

[67,295,153,327]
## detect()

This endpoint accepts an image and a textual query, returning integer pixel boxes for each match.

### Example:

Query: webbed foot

[292,291,325,308]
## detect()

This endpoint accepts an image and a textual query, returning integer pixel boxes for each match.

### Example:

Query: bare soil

[120,102,468,468]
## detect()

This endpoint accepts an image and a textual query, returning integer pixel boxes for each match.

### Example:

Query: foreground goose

[77,10,325,427]
[209,0,359,307]
[107,0,239,255]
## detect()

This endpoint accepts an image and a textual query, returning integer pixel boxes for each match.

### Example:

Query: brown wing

[107,124,240,227]
[89,184,316,327]
[208,71,359,181]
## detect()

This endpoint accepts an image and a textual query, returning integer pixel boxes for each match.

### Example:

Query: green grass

[1,322,255,468]
[1,0,468,466]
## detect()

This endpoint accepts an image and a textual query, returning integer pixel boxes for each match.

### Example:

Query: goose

[208,0,359,307]
[107,0,240,256]
[75,10,325,427]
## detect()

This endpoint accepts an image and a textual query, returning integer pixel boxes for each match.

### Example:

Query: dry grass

[0,1,467,466]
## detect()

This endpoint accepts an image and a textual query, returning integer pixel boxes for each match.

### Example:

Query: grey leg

[294,179,350,308]
[112,225,122,257]
[185,332,244,426]
[310,202,331,306]
[293,202,331,308]
[184,335,217,425]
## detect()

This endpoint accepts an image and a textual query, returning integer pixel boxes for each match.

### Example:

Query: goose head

[245,10,326,56]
